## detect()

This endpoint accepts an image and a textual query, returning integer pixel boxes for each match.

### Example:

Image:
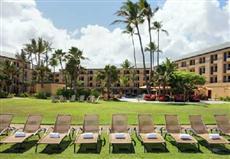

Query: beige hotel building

[175,42,230,99]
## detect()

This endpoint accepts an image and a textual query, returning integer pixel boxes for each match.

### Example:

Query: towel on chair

[209,134,220,140]
[82,133,94,139]
[179,134,192,140]
[15,131,26,137]
[49,132,60,138]
[146,133,157,139]
[115,133,126,139]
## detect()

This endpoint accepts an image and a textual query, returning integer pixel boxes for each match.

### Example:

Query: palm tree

[36,62,50,88]
[96,65,119,100]
[49,57,58,83]
[152,21,169,66]
[113,0,150,93]
[16,49,28,93]
[66,47,86,95]
[53,49,68,89]
[155,58,176,95]
[120,59,132,95]
[138,0,158,80]
[123,25,137,69]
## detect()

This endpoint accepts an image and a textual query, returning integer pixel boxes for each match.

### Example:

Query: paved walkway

[118,97,230,104]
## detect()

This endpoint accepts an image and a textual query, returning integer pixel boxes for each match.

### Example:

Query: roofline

[174,46,230,62]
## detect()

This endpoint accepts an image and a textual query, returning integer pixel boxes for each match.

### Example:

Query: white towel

[209,134,220,139]
[180,134,192,140]
[82,133,94,139]
[146,133,157,139]
[115,133,126,139]
[49,132,60,138]
[15,131,26,137]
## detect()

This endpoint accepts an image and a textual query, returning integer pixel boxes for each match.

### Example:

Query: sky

[1,0,230,68]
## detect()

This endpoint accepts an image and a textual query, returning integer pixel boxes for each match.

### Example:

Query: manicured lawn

[0,98,229,159]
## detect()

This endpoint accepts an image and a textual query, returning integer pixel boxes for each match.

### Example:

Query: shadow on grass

[40,140,71,154]
[143,143,169,153]
[1,140,37,153]
[197,139,230,155]
[111,144,135,154]
[76,139,105,154]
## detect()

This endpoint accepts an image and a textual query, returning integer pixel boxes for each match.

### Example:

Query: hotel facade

[1,42,230,99]
[175,42,230,99]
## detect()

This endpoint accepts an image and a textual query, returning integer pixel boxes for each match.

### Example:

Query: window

[124,70,130,74]
[136,70,140,74]
[199,57,205,64]
[224,51,230,61]
[210,54,218,63]
[88,76,93,81]
[134,83,139,87]
[210,65,217,74]
[189,59,195,65]
[145,70,150,74]
[88,83,93,87]
[137,76,140,81]
[88,70,93,74]
[181,61,187,67]
[223,64,230,73]
[199,67,205,75]
[223,76,230,82]
[190,68,195,72]
[79,76,84,81]
[210,76,217,83]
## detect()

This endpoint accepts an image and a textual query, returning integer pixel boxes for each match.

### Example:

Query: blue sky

[37,0,227,31]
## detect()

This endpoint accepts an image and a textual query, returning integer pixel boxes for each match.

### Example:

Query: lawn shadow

[1,140,37,153]
[111,144,135,154]
[165,103,208,107]
[76,138,106,154]
[143,143,169,153]
[197,139,230,155]
[40,140,71,154]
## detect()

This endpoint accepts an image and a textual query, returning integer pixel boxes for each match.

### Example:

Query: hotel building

[175,42,230,99]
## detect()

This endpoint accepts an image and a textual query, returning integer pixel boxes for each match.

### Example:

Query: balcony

[227,58,230,62]
[226,69,230,74]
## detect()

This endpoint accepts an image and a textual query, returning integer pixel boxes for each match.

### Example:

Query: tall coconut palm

[152,21,168,66]
[66,47,86,95]
[138,0,158,80]
[53,49,68,89]
[123,25,137,69]
[49,57,58,83]
[113,0,150,93]
[16,49,28,93]
[96,65,119,100]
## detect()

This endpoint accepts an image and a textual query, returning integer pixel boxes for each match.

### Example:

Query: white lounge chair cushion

[82,132,94,139]
[146,133,157,139]
[180,133,192,140]
[209,133,220,139]
[115,133,126,139]
[49,132,60,138]
[15,131,26,137]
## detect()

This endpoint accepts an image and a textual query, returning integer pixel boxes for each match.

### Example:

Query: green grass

[0,98,230,159]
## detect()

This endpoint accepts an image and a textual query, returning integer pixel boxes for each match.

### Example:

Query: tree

[49,56,58,82]
[65,47,86,95]
[152,21,168,66]
[16,49,28,93]
[96,65,119,99]
[170,71,206,101]
[53,49,68,89]
[123,25,137,69]
[138,0,158,81]
[155,58,177,95]
[113,0,150,93]
[36,62,51,88]
[120,59,132,95]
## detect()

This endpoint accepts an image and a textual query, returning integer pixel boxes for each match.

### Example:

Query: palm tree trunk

[135,24,150,94]
[157,30,160,66]
[147,18,153,82]
[60,60,67,90]
[131,34,137,69]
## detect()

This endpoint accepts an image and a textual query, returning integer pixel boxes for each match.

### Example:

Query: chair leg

[35,144,38,153]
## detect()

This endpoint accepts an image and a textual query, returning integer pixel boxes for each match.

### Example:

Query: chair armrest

[99,127,103,135]
[107,128,111,135]
[128,127,132,134]
[159,126,165,135]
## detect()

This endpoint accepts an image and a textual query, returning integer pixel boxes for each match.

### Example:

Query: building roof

[0,51,16,59]
[175,42,230,61]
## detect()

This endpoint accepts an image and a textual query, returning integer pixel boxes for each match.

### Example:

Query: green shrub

[34,92,50,99]
[77,89,90,98]
[18,92,30,97]
[7,93,15,98]
[0,91,8,98]
[220,96,230,101]
[56,88,74,98]
[90,89,100,98]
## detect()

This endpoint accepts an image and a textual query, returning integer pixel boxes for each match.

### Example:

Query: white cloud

[1,0,229,68]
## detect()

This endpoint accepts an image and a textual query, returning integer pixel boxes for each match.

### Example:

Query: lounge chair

[0,114,15,135]
[109,114,134,153]
[0,115,44,147]
[164,114,199,151]
[51,96,59,103]
[79,95,85,102]
[135,114,166,152]
[59,95,67,102]
[36,114,72,153]
[70,95,76,102]
[189,115,229,151]
[213,114,230,136]
[74,114,102,153]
